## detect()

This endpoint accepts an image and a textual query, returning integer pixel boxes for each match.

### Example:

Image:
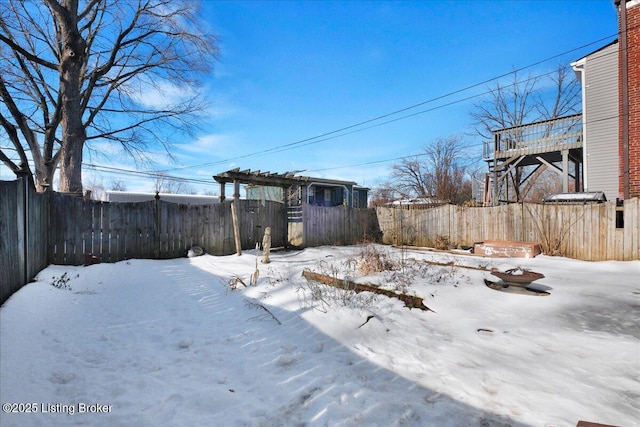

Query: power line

[305,113,620,176]
[79,109,619,185]
[79,36,612,185]
[155,32,617,173]
[146,64,579,180]
[3,33,618,187]
[82,163,217,186]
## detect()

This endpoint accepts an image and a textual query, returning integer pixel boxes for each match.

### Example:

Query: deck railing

[485,114,583,160]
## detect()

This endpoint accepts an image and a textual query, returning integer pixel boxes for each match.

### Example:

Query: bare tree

[109,180,127,191]
[391,157,430,199]
[472,65,581,139]
[425,137,472,203]
[152,172,193,194]
[471,70,539,140]
[369,179,401,207]
[526,169,564,202]
[83,175,105,199]
[391,135,472,204]
[534,65,581,120]
[0,0,219,193]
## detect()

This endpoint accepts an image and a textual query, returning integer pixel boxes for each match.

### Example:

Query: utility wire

[2,33,619,187]
[144,64,579,180]
[155,32,617,173]
[75,70,543,184]
[306,113,619,175]
[82,163,217,186]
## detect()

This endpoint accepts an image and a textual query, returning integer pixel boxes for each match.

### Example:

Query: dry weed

[357,245,397,275]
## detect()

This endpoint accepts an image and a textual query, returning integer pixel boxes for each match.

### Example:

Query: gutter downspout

[571,59,588,191]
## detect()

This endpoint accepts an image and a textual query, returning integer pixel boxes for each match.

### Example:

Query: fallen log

[301,270,432,312]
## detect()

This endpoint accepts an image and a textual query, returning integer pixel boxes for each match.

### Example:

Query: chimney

[617,0,640,199]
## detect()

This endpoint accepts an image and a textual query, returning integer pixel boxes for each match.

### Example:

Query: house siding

[584,42,619,200]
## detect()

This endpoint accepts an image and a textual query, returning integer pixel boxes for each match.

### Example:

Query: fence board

[624,198,639,260]
[49,193,62,264]
[49,194,59,264]
[26,185,49,281]
[74,197,84,260]
[607,204,617,260]
[98,201,108,261]
[112,203,124,260]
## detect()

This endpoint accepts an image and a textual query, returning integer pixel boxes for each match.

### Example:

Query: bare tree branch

[535,64,581,120]
[0,0,219,192]
[471,71,539,140]
[390,136,472,204]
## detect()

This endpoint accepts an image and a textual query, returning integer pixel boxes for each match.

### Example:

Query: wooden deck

[485,114,583,160]
[484,114,584,204]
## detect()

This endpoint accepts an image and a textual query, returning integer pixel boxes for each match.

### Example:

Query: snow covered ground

[1,244,638,427]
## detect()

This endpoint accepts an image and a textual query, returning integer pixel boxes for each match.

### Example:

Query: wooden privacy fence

[376,199,640,261]
[299,204,381,247]
[1,178,287,304]
[0,179,49,305]
[49,194,286,265]
[3,176,639,305]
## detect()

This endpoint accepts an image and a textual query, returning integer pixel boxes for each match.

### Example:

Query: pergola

[213,168,307,202]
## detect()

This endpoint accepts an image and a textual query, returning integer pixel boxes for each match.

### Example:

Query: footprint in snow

[277,354,296,368]
[178,339,193,349]
[49,372,76,385]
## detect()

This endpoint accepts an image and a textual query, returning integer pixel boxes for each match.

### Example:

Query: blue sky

[3,0,619,195]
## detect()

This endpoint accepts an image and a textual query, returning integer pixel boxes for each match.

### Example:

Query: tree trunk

[58,136,84,193]
[55,2,87,194]
[34,166,53,192]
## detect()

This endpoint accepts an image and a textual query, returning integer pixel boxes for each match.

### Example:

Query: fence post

[231,200,242,256]
[154,192,160,259]
[45,186,51,267]
[521,202,525,242]
[283,187,289,250]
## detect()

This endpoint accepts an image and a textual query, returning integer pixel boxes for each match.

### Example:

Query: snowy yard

[1,244,638,427]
